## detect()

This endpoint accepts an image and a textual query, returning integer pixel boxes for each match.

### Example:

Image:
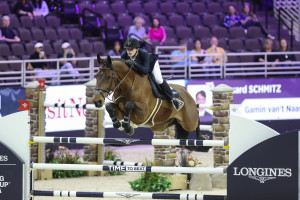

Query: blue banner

[0,88,25,117]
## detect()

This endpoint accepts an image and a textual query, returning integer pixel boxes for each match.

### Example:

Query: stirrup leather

[171,99,184,111]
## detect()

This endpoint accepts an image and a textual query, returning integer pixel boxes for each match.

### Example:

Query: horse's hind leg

[106,103,122,130]
[195,119,211,152]
[175,119,210,152]
[196,119,207,140]
[122,101,135,136]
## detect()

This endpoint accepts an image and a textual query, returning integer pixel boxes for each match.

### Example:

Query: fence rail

[1,51,300,87]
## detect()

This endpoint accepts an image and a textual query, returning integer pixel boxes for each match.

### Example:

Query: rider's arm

[133,51,150,75]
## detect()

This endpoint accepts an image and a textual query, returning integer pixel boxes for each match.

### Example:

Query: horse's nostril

[94,100,103,108]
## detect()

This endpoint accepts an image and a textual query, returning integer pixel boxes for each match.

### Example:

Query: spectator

[278,38,296,66]
[171,40,196,66]
[14,0,36,19]
[240,3,275,39]
[31,0,49,16]
[57,42,79,78]
[223,5,241,28]
[195,91,211,117]
[149,18,166,45]
[108,41,122,56]
[27,42,55,80]
[206,36,227,65]
[256,39,279,67]
[128,16,148,41]
[0,16,21,44]
[191,40,206,64]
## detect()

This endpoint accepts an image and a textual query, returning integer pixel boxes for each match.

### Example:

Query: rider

[121,38,184,111]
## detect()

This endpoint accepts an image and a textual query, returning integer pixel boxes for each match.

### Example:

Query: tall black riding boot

[160,80,184,111]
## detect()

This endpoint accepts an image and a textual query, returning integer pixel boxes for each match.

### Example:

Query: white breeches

[152,61,163,84]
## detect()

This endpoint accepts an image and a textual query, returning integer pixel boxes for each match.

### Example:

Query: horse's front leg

[122,101,135,136]
[106,103,122,130]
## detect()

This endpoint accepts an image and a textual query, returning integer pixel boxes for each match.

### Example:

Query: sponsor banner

[105,166,146,172]
[187,78,300,121]
[0,141,24,200]
[0,88,26,117]
[45,85,87,132]
[227,131,299,200]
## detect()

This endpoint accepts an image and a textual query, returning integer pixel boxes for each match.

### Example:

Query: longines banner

[0,88,25,118]
[0,141,24,200]
[187,78,300,122]
[227,131,299,200]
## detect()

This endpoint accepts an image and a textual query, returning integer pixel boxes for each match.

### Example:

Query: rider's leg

[152,61,184,111]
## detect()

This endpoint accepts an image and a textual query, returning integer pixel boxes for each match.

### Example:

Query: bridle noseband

[95,65,136,102]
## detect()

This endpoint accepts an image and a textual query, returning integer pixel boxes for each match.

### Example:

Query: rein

[95,65,136,102]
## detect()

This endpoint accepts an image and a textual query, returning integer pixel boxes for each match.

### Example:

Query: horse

[93,54,210,152]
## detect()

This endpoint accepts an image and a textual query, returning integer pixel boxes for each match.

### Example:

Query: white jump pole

[103,160,143,166]
[32,137,228,147]
[32,163,226,174]
[32,190,227,200]
[43,102,105,110]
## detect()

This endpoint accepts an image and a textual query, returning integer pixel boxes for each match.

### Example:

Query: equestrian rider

[121,38,184,111]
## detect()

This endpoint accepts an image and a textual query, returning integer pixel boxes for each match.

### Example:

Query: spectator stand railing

[1,52,300,87]
[188,53,223,79]
[274,0,300,45]
[155,46,187,79]
[224,52,300,78]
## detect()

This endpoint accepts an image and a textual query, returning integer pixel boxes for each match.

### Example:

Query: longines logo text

[233,167,292,183]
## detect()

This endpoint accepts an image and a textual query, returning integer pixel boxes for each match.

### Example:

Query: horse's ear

[106,55,113,69]
[97,54,104,66]
[107,55,112,63]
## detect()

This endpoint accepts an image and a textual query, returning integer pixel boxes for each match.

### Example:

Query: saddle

[148,74,179,100]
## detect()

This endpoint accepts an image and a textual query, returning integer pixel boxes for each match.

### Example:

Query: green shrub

[129,160,171,192]
[129,172,171,192]
[48,146,85,178]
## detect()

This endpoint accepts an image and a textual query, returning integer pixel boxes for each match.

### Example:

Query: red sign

[17,100,30,110]
[37,80,45,88]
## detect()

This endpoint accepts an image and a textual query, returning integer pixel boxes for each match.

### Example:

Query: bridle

[95,65,136,102]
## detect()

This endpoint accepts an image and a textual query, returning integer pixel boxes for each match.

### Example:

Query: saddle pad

[148,76,179,100]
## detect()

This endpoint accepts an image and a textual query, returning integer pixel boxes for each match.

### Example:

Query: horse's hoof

[125,127,134,136]
[113,121,122,129]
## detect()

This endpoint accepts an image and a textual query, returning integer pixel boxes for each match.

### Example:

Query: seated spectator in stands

[149,18,166,45]
[240,3,275,39]
[0,16,21,44]
[191,40,206,64]
[171,40,195,66]
[206,36,227,65]
[223,5,241,28]
[58,42,79,78]
[27,42,55,80]
[108,41,122,56]
[31,0,49,16]
[128,16,148,41]
[279,38,296,66]
[256,39,279,67]
[14,0,36,19]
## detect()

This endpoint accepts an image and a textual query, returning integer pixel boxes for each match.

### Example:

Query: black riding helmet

[124,38,140,49]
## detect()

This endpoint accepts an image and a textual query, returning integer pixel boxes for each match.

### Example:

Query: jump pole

[31,163,226,174]
[31,190,227,200]
[32,137,228,147]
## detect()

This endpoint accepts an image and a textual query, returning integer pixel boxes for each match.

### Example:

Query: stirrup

[171,99,184,111]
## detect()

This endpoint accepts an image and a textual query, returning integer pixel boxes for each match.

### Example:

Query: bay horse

[93,54,209,152]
